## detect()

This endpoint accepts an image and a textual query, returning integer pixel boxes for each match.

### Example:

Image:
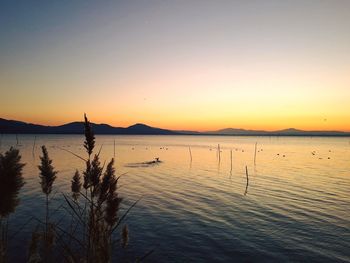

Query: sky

[0,0,349,131]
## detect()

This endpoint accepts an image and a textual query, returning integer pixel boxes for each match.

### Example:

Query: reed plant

[61,114,130,263]
[0,115,147,262]
[38,145,58,262]
[0,148,25,263]
[71,170,81,201]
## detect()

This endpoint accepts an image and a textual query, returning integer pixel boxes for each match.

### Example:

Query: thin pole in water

[32,136,36,156]
[189,146,192,162]
[230,149,233,172]
[16,134,19,145]
[218,144,221,163]
[113,140,116,159]
[254,142,257,165]
[244,165,249,195]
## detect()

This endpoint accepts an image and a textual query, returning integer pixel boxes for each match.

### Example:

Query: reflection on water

[1,135,350,262]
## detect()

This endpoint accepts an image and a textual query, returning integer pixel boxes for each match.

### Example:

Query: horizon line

[1,117,350,134]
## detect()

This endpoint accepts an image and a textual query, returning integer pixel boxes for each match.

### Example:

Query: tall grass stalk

[38,145,57,262]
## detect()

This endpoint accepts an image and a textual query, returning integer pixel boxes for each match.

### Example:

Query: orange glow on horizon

[1,2,349,133]
[2,112,349,133]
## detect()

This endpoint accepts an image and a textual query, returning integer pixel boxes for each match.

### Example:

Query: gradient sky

[1,0,349,131]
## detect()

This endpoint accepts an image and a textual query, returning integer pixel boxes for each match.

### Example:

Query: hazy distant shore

[1,117,349,137]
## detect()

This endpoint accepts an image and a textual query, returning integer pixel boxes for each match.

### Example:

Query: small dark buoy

[283,155,285,157]
[327,157,330,159]
[277,153,280,156]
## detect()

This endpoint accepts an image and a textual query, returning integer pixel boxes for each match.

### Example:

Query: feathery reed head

[38,146,57,195]
[90,154,102,192]
[98,158,115,204]
[83,159,91,189]
[71,170,81,200]
[105,194,122,227]
[0,147,25,217]
[84,114,95,156]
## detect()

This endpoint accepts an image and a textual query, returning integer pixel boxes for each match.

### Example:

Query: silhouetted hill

[1,118,349,136]
[204,128,268,135]
[271,128,349,136]
[0,118,177,135]
[201,127,350,136]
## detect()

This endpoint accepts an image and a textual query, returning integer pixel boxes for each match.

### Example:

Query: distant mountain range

[202,127,350,136]
[0,118,176,135]
[1,118,349,136]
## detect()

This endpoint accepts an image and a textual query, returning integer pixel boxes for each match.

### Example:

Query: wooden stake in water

[32,136,36,156]
[218,144,221,163]
[230,149,233,172]
[189,146,192,162]
[16,134,19,145]
[113,140,116,158]
[244,165,249,195]
[254,142,257,165]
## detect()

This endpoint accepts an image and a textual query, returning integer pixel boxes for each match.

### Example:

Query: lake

[1,135,349,262]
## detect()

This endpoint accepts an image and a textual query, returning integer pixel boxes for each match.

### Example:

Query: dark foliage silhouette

[0,148,25,262]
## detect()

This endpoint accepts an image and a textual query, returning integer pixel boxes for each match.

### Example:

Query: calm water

[1,135,350,262]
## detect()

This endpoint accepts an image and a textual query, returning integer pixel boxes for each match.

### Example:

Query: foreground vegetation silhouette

[0,115,147,263]
[0,148,25,262]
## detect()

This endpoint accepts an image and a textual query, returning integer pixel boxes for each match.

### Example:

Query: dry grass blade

[32,216,86,250]
[57,146,87,162]
[136,248,155,262]
[9,216,34,240]
[112,197,142,233]
[63,194,86,227]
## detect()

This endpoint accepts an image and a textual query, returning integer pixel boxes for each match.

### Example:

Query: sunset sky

[1,1,349,131]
